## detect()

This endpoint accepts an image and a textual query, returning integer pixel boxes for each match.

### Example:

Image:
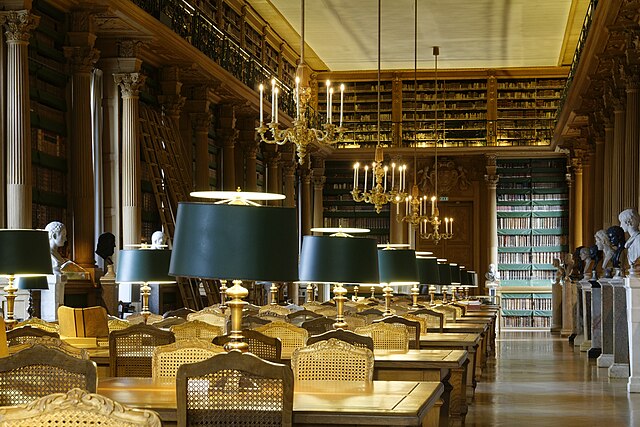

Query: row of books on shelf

[33,166,65,194]
[502,298,552,311]
[400,81,487,91]
[499,160,566,169]
[498,119,554,128]
[402,101,487,110]
[343,113,392,121]
[351,124,393,132]
[323,217,388,229]
[498,217,567,228]
[498,252,563,264]
[33,203,66,230]
[498,110,557,119]
[497,129,552,139]
[500,270,556,280]
[497,194,568,201]
[499,234,566,246]
[402,94,487,103]
[497,79,564,89]
[497,100,557,109]
[503,316,551,328]
[498,90,561,99]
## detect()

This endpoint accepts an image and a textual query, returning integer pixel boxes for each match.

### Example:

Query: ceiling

[248,0,589,72]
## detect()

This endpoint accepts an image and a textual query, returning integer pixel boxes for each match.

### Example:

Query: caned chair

[171,320,224,342]
[109,324,175,377]
[306,329,374,352]
[258,305,290,316]
[14,318,58,333]
[301,317,335,336]
[358,307,385,324]
[355,322,409,352]
[302,301,322,311]
[6,326,59,346]
[286,309,321,326]
[254,321,308,358]
[9,336,89,360]
[0,388,161,426]
[411,308,445,332]
[187,307,227,333]
[163,307,196,319]
[314,306,337,318]
[241,314,271,330]
[152,316,186,329]
[213,330,282,363]
[108,317,131,333]
[152,338,225,382]
[0,345,97,406]
[431,305,457,321]
[404,313,429,336]
[176,350,294,427]
[451,303,466,317]
[343,313,367,329]
[126,313,164,325]
[373,315,421,349]
[292,338,374,382]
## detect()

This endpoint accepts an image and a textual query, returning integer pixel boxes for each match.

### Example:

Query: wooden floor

[465,330,640,426]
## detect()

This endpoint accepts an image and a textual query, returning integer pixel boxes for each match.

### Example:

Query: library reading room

[0,0,640,425]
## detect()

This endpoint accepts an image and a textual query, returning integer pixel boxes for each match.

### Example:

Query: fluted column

[603,124,614,226]
[485,154,499,268]
[114,73,146,247]
[571,156,583,249]
[611,104,625,218]
[389,205,404,244]
[581,150,593,246]
[264,149,281,205]
[217,106,238,191]
[313,175,325,230]
[236,114,258,191]
[64,22,100,267]
[192,112,213,191]
[283,161,296,208]
[594,137,605,230]
[625,80,639,210]
[243,142,259,192]
[4,11,39,228]
[566,168,574,252]
[301,166,312,236]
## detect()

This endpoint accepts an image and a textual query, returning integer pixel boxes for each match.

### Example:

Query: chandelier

[351,0,408,213]
[256,0,344,165]
[418,46,453,244]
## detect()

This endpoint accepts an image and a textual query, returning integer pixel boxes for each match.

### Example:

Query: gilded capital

[191,111,213,133]
[571,156,583,174]
[158,94,186,120]
[3,11,40,42]
[118,40,145,58]
[484,174,499,188]
[64,46,100,73]
[114,73,146,98]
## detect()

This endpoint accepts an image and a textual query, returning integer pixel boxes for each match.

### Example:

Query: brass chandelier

[256,0,344,164]
[351,0,408,213]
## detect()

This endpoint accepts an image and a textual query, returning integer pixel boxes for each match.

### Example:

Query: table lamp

[437,259,452,303]
[416,256,440,308]
[378,248,418,316]
[466,270,478,299]
[449,263,461,302]
[299,234,379,329]
[116,249,174,323]
[169,202,298,351]
[17,276,49,319]
[0,229,52,328]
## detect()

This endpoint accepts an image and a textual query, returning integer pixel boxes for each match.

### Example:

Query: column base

[573,334,584,347]
[564,331,576,340]
[608,363,630,379]
[579,340,592,352]
[587,347,601,359]
[627,377,640,393]
[550,325,562,335]
[596,353,614,368]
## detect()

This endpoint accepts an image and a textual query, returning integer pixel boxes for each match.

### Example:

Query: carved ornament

[3,11,40,42]
[113,73,146,98]
[417,158,471,196]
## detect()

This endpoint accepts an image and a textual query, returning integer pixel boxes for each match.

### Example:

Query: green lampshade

[449,263,461,285]
[169,203,298,282]
[0,230,52,276]
[378,249,418,285]
[467,271,478,287]
[116,249,174,283]
[417,257,439,285]
[17,276,49,290]
[437,262,452,286]
[299,235,379,284]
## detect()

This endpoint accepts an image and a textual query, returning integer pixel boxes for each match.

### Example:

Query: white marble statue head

[45,221,66,250]
[151,230,166,249]
[619,208,640,236]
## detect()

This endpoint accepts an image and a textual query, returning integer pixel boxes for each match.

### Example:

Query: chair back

[176,350,293,427]
[343,313,367,329]
[163,307,196,319]
[313,306,337,317]
[431,305,457,321]
[358,307,384,324]
[286,309,321,326]
[355,322,409,351]
[57,306,109,338]
[6,326,59,347]
[292,338,373,382]
[373,315,421,349]
[9,336,89,359]
[108,317,130,333]
[258,305,290,316]
[126,313,164,325]
[152,339,225,382]
[0,388,161,426]
[14,318,58,333]
[109,323,175,377]
[305,329,374,352]
[187,308,227,333]
[213,330,282,363]
[302,301,322,312]
[254,321,308,357]
[152,316,186,329]
[411,308,445,332]
[301,317,335,336]
[241,315,271,329]
[171,320,224,341]
[0,345,97,406]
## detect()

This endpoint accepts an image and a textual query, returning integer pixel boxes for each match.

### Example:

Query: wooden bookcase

[496,158,568,328]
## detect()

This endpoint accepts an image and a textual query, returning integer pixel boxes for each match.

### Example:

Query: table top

[429,323,487,334]
[97,378,443,425]
[373,349,468,369]
[419,332,481,348]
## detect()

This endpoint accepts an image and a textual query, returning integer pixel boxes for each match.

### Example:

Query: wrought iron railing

[130,0,295,117]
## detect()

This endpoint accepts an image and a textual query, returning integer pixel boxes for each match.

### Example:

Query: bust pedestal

[99,265,118,316]
[550,278,563,334]
[579,279,592,352]
[41,274,66,322]
[597,277,614,368]
[625,268,640,392]
[561,278,576,337]
[609,275,630,379]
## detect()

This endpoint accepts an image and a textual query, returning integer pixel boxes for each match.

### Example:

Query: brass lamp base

[3,276,17,329]
[225,280,249,352]
[369,286,377,301]
[140,282,151,324]
[333,283,348,329]
[270,283,279,305]
[410,284,420,310]
[383,285,393,316]
[219,280,228,313]
[306,283,314,303]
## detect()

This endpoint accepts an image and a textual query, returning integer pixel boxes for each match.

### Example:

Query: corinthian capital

[3,11,40,42]
[64,46,100,73]
[114,73,146,98]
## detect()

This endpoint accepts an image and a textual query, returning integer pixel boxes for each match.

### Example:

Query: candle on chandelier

[339,84,345,127]
[295,76,300,120]
[391,163,396,191]
[274,87,279,123]
[401,166,406,192]
[329,87,334,124]
[406,196,411,215]
[326,80,331,124]
[259,84,264,124]
[271,79,276,121]
[445,217,449,234]
[431,196,436,216]
[419,197,423,216]
[450,218,453,234]
[383,166,388,192]
[353,163,359,190]
[364,165,369,192]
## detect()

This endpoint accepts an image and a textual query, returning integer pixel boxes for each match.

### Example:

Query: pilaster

[312,156,325,230]
[484,154,499,268]
[216,105,238,191]
[611,98,626,218]
[594,137,605,230]
[603,124,614,226]
[571,155,584,249]
[236,113,258,191]
[263,147,281,205]
[624,74,639,210]
[300,163,312,236]
[191,111,213,191]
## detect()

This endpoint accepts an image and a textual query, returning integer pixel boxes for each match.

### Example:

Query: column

[243,142,259,192]
[484,154,499,269]
[158,67,185,131]
[236,114,259,191]
[581,150,593,246]
[597,277,614,367]
[192,112,213,191]
[594,137,605,230]
[114,73,146,247]
[300,165,312,236]
[64,19,100,267]
[571,156,583,249]
[624,79,639,210]
[611,103,625,219]
[283,159,297,208]
[313,175,325,230]
[4,11,39,228]
[217,105,238,191]
[561,172,575,338]
[603,124,614,226]
[627,269,640,392]
[609,276,630,378]
[389,206,404,244]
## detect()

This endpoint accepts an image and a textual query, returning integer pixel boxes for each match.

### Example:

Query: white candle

[329,87,334,124]
[431,196,436,216]
[391,163,396,190]
[397,201,399,215]
[419,197,423,216]
[401,166,406,191]
[295,76,300,120]
[445,217,449,234]
[326,80,331,124]
[383,166,388,192]
[364,165,369,192]
[271,79,276,121]
[259,84,264,124]
[274,87,279,123]
[340,84,345,127]
[353,163,359,190]
[450,218,453,234]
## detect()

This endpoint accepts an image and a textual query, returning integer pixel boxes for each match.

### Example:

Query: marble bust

[44,221,68,274]
[553,257,565,284]
[607,225,626,270]
[95,232,116,266]
[151,230,167,249]
[595,229,614,277]
[619,208,640,268]
[588,244,601,279]
[485,263,500,284]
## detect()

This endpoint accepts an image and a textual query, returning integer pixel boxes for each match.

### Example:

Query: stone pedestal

[579,279,592,352]
[41,274,67,322]
[573,281,584,346]
[99,265,118,316]
[609,276,630,379]
[561,278,576,337]
[551,278,562,334]
[626,270,640,392]
[597,277,614,368]
[588,280,602,358]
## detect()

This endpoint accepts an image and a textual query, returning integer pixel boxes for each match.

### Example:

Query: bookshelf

[29,0,68,230]
[222,2,241,42]
[323,160,390,244]
[496,158,568,328]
